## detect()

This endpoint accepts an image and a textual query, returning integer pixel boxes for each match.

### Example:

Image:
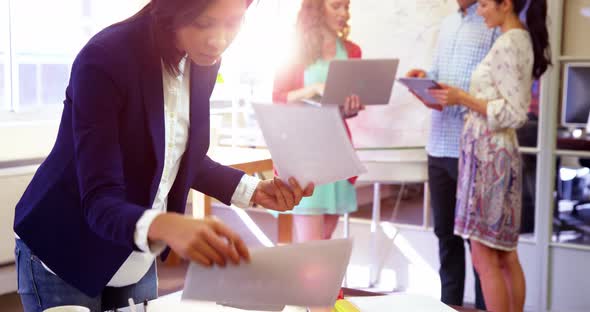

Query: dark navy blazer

[14,14,244,296]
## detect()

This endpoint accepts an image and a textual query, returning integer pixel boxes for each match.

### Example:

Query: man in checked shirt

[406,0,498,309]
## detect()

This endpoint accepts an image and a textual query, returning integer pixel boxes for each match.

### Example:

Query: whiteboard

[347,0,458,148]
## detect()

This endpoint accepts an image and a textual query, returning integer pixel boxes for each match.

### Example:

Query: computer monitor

[561,63,590,128]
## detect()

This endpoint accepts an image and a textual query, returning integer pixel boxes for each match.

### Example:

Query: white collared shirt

[108,57,261,286]
[426,3,498,158]
[20,57,261,287]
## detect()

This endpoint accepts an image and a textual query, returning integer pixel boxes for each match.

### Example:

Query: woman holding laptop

[428,0,551,310]
[273,0,363,242]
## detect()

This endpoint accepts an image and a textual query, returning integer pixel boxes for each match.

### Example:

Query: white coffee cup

[43,306,90,312]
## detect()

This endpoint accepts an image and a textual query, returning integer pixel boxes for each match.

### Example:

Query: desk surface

[218,142,427,152]
[341,288,485,312]
[144,289,484,312]
[213,144,428,163]
[557,137,590,151]
[189,147,273,220]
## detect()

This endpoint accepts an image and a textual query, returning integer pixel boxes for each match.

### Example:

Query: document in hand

[182,238,354,311]
[397,77,444,111]
[253,104,367,186]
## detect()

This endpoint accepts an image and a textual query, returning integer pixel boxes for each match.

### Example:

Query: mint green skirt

[290,180,358,215]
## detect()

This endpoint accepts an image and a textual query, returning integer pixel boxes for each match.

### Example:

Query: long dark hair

[124,0,253,76]
[495,0,551,79]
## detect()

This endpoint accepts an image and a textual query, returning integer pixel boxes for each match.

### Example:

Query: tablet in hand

[398,77,443,111]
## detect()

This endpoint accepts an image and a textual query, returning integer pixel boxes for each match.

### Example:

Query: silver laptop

[303,58,399,106]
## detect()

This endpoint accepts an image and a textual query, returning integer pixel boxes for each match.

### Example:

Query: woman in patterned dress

[428,0,551,311]
[272,0,364,242]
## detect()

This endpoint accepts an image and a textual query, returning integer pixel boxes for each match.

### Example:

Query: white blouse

[469,28,534,132]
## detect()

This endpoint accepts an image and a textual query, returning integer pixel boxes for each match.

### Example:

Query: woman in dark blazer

[13,0,313,311]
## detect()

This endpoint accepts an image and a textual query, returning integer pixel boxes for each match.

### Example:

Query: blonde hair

[295,0,350,67]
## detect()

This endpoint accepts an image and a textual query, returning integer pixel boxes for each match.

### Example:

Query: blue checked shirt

[426,3,498,158]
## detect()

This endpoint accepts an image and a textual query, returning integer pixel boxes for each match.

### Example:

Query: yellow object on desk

[333,299,361,312]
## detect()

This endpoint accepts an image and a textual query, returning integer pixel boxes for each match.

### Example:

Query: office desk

[554,137,590,239]
[207,146,430,276]
[183,145,431,285]
[193,147,294,243]
[354,147,429,287]
[191,147,273,218]
[341,288,485,312]
[143,289,485,312]
[270,147,429,251]
[167,147,274,266]
[557,136,590,151]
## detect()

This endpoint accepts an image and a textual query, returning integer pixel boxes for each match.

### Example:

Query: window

[1,0,295,125]
[0,0,294,159]
[209,0,301,147]
[0,1,8,111]
[0,0,149,161]
[1,0,148,116]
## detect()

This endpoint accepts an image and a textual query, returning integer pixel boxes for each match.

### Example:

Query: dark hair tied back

[495,0,551,79]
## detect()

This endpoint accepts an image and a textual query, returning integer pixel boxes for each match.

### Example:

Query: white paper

[253,104,367,186]
[346,294,458,312]
[182,239,353,310]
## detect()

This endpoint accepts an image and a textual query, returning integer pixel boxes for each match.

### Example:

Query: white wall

[345,0,458,148]
[0,122,58,162]
[0,165,37,295]
[0,165,36,264]
[550,246,590,312]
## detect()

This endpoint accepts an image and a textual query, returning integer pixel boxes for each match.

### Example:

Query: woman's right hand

[310,83,325,97]
[148,213,250,267]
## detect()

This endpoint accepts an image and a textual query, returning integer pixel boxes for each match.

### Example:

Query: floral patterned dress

[454,29,533,251]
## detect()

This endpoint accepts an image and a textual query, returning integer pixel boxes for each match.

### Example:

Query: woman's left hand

[428,83,465,107]
[341,95,365,118]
